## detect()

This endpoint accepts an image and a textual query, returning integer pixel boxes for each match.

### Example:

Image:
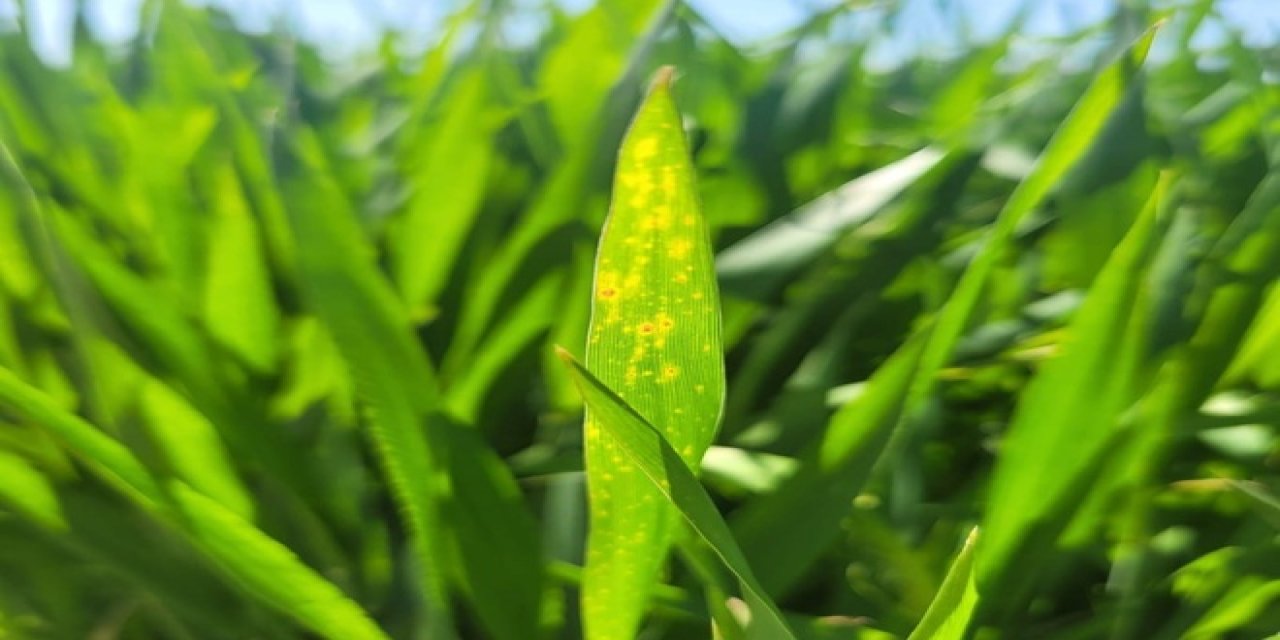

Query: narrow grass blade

[391,68,494,311]
[579,66,725,639]
[716,147,945,301]
[0,366,385,639]
[282,128,543,640]
[0,365,165,511]
[913,24,1159,403]
[977,174,1170,593]
[557,348,794,640]
[0,449,67,532]
[168,482,389,640]
[437,418,546,640]
[281,129,454,634]
[731,332,927,593]
[138,377,255,520]
[200,161,280,374]
[907,528,980,640]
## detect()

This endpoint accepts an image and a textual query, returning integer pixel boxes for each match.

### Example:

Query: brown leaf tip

[553,345,576,363]
[649,66,677,94]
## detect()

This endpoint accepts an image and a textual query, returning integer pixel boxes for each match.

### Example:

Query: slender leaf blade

[907,528,980,640]
[580,66,725,640]
[558,348,793,640]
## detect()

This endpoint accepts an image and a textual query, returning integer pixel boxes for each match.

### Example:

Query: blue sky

[4,0,1280,67]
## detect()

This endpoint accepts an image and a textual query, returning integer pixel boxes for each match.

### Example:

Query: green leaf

[716,147,946,301]
[913,24,1159,404]
[907,528,980,640]
[282,127,543,640]
[391,69,495,311]
[0,449,66,532]
[169,482,389,640]
[730,331,927,594]
[556,348,794,640]
[200,161,281,374]
[578,66,725,639]
[137,377,255,520]
[282,128,454,634]
[0,365,165,512]
[976,174,1170,593]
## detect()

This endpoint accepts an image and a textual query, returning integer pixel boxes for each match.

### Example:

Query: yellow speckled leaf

[581,66,725,640]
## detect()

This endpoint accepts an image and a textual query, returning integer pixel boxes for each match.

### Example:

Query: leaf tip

[553,345,576,365]
[649,65,677,94]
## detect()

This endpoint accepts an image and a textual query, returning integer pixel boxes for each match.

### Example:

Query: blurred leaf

[282,127,543,640]
[716,147,945,301]
[0,449,66,532]
[0,365,165,511]
[201,161,281,374]
[169,482,389,640]
[913,24,1159,403]
[137,377,255,520]
[977,174,1169,595]
[391,68,495,312]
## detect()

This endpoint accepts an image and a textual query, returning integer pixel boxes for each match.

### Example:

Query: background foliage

[0,0,1278,638]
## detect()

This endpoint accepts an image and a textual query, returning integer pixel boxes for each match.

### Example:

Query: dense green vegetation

[0,0,1278,638]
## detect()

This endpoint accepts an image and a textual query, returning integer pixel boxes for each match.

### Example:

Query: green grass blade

[200,161,281,374]
[281,128,455,635]
[391,68,494,312]
[579,66,725,639]
[282,127,543,640]
[168,482,389,640]
[907,528,980,640]
[0,365,165,511]
[557,348,794,640]
[731,331,927,593]
[913,24,1159,403]
[715,147,945,301]
[138,377,255,520]
[976,174,1170,594]
[0,449,67,532]
[437,418,546,640]
[0,365,384,639]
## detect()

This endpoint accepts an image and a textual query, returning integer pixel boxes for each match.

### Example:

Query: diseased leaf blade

[580,66,725,639]
[558,348,793,640]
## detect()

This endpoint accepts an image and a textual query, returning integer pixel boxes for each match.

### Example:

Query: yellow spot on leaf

[661,168,677,194]
[667,238,692,259]
[633,137,659,161]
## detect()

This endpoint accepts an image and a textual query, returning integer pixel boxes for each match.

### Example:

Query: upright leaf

[558,349,793,640]
[907,528,980,640]
[977,175,1170,594]
[282,128,543,640]
[580,67,725,639]
[913,25,1159,403]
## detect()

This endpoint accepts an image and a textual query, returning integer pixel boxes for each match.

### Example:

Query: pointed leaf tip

[554,345,575,364]
[649,65,676,94]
